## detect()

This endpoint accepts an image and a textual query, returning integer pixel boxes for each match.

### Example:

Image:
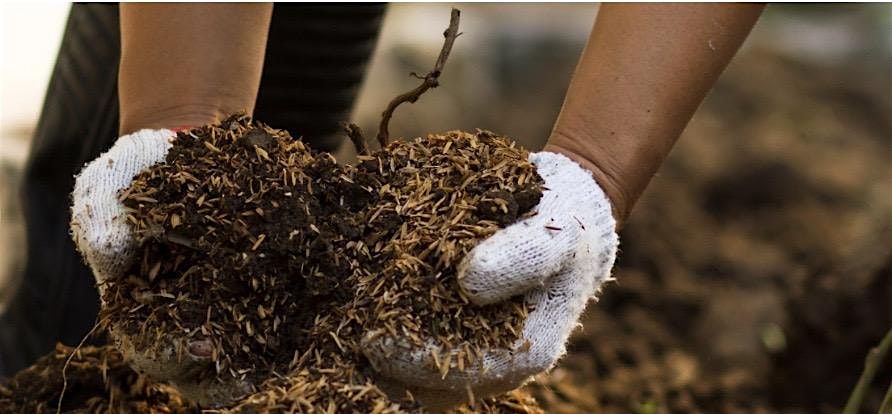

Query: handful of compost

[71,116,617,411]
[70,115,619,411]
[70,6,621,410]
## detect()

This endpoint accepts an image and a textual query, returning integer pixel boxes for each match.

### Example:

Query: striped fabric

[257,4,386,152]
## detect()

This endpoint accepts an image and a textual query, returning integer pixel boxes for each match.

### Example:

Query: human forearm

[118,3,272,134]
[545,3,764,227]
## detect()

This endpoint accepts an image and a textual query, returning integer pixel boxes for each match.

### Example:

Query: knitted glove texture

[70,129,251,406]
[71,128,174,293]
[363,151,619,412]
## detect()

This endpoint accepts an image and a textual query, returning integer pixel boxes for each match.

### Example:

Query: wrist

[119,103,231,136]
[542,140,630,229]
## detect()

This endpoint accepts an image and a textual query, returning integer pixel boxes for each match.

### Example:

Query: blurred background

[1,3,891,413]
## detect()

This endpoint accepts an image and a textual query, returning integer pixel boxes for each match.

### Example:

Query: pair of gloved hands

[71,127,618,412]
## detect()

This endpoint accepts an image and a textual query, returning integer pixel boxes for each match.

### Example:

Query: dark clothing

[0,3,385,376]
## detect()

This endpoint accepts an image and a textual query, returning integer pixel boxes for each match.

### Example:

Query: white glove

[362,151,619,412]
[71,128,173,294]
[70,128,251,406]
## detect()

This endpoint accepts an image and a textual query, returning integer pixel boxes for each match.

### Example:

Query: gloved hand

[362,151,619,412]
[71,129,173,295]
[70,128,250,405]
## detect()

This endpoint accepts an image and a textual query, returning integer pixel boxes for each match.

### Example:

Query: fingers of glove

[458,198,583,305]
[71,129,174,283]
[365,342,520,414]
[362,328,538,397]
[362,233,616,391]
[361,279,602,402]
[451,272,585,391]
[111,323,252,407]
[361,332,495,392]
[461,233,618,384]
[458,151,613,306]
[361,334,443,387]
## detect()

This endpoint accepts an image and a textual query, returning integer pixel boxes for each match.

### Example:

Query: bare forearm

[545,3,764,227]
[119,3,272,134]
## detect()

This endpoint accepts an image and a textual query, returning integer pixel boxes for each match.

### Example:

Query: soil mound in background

[525,49,892,414]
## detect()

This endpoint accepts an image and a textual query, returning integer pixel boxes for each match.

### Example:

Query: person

[0,3,386,375]
[1,3,764,411]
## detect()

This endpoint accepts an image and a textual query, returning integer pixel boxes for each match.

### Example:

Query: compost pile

[0,343,543,413]
[99,113,542,411]
[0,344,197,413]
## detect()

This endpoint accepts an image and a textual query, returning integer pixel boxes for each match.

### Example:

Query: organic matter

[101,114,542,410]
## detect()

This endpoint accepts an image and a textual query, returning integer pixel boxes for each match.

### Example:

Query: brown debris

[96,114,543,411]
[0,344,542,413]
[376,8,462,148]
[0,344,197,413]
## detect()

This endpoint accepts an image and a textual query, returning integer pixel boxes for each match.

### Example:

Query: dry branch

[344,122,369,156]
[843,328,892,414]
[376,8,462,148]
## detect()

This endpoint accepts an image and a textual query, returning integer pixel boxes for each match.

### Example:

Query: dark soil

[103,114,543,410]
[109,116,351,378]
[525,49,892,414]
[0,343,542,413]
[0,344,197,413]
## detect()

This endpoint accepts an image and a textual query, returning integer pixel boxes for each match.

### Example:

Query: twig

[376,8,461,148]
[57,317,107,414]
[843,328,892,414]
[344,122,369,156]
[880,381,892,414]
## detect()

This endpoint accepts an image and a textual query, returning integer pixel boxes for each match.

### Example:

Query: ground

[526,44,892,413]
